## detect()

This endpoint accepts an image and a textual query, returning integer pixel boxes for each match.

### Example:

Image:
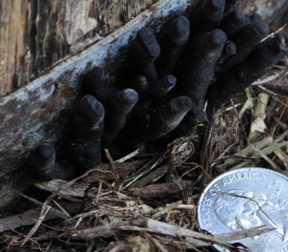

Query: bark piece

[0,0,156,96]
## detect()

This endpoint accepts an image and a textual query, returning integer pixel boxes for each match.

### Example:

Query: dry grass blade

[68,218,237,249]
[0,207,65,233]
[22,205,51,246]
[34,179,89,198]
[260,23,287,42]
[104,148,120,184]
[131,163,170,188]
[151,200,184,219]
[115,148,140,163]
[122,154,167,190]
[274,129,288,143]
[218,137,273,169]
[19,167,116,245]
[129,181,191,198]
[215,225,275,241]
[146,234,168,252]
[8,189,82,222]
[252,71,288,85]
[248,141,280,171]
[229,141,288,170]
[274,149,288,169]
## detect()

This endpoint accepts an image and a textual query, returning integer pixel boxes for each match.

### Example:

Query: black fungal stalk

[222,41,236,58]
[126,96,193,149]
[219,9,245,39]
[83,66,112,102]
[145,75,177,101]
[175,29,226,102]
[27,144,74,181]
[66,95,105,169]
[214,40,236,71]
[155,16,190,77]
[127,27,160,82]
[217,13,269,73]
[124,75,149,95]
[224,0,238,13]
[169,98,206,138]
[126,75,176,118]
[102,88,139,147]
[207,32,288,115]
[189,0,225,38]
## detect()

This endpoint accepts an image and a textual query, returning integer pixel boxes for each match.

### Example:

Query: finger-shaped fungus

[67,95,105,169]
[189,0,225,38]
[28,144,74,181]
[207,32,288,115]
[175,29,227,102]
[127,27,161,82]
[102,88,139,146]
[217,13,269,73]
[155,16,190,77]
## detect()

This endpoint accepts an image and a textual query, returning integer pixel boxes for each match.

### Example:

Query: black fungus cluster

[27,0,288,181]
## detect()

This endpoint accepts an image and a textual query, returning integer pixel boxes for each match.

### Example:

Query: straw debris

[2,28,288,252]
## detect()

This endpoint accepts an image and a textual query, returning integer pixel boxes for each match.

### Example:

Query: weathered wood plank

[1,0,286,97]
[0,0,155,97]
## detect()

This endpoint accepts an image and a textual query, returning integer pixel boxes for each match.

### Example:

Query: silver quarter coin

[198,167,288,251]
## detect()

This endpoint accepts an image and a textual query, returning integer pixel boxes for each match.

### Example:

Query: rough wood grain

[1,0,285,97]
[0,0,155,97]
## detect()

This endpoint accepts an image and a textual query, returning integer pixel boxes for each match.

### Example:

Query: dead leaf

[251,114,267,133]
